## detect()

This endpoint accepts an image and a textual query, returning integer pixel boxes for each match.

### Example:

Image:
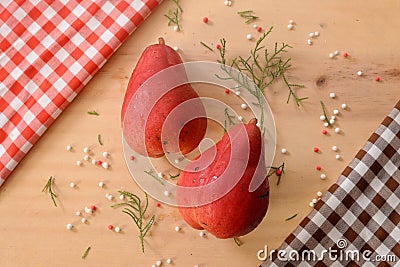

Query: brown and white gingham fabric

[262,100,400,267]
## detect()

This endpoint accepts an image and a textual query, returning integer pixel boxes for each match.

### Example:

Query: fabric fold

[262,100,399,267]
[0,0,163,186]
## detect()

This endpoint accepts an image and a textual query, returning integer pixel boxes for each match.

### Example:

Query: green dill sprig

[235,28,306,104]
[285,213,298,221]
[144,169,165,185]
[233,237,242,246]
[98,134,103,146]
[42,176,57,207]
[236,28,278,92]
[172,0,182,12]
[224,108,236,125]
[217,38,227,65]
[111,191,155,253]
[237,10,259,24]
[267,162,285,185]
[223,107,237,133]
[216,28,307,107]
[82,247,91,259]
[164,0,182,31]
[169,173,180,179]
[320,101,333,127]
[280,67,308,105]
[87,110,99,116]
[200,41,214,52]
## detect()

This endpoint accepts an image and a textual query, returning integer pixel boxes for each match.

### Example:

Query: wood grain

[1,0,400,266]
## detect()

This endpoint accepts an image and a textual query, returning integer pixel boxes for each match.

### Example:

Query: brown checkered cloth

[262,100,400,267]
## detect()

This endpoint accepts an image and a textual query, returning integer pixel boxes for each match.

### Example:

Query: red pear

[177,119,269,238]
[121,38,207,157]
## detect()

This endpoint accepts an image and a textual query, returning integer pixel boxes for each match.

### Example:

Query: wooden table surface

[1,0,400,266]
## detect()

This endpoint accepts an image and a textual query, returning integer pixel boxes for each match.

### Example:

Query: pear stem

[249,118,257,124]
[158,37,165,45]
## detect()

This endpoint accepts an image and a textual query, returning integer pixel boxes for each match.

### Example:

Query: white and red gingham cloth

[262,100,400,266]
[0,0,162,187]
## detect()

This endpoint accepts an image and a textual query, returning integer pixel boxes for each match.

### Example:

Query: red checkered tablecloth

[0,0,162,187]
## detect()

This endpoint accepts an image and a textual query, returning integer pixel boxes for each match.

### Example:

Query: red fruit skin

[121,39,207,157]
[177,120,269,238]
